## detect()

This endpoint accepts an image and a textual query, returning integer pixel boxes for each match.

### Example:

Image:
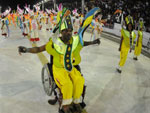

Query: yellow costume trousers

[119,47,130,67]
[52,65,85,105]
[134,42,142,56]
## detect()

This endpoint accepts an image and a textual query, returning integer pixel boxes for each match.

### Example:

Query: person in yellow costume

[18,8,100,113]
[133,18,144,60]
[117,22,136,73]
[125,15,134,27]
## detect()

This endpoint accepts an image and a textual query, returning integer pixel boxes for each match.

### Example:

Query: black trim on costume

[82,24,90,37]
[64,44,73,71]
[53,26,59,33]
[65,15,73,30]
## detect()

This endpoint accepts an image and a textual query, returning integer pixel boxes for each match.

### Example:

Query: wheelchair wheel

[41,63,55,96]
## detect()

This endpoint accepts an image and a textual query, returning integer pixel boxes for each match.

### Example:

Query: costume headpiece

[24,4,33,16]
[139,18,144,29]
[125,15,133,25]
[125,15,134,31]
[72,8,77,15]
[17,5,23,15]
[34,5,40,12]
[52,8,73,33]
[45,8,51,14]
[57,3,63,12]
[59,8,73,32]
[2,7,11,17]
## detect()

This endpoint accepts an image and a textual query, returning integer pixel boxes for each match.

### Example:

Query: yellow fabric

[53,35,80,54]
[60,22,66,31]
[46,39,63,68]
[119,48,130,66]
[57,11,62,23]
[72,35,80,52]
[53,65,84,105]
[139,21,144,28]
[125,16,133,25]
[46,36,84,105]
[82,15,94,28]
[119,29,136,67]
[54,38,67,55]
[45,35,83,68]
[72,42,82,65]
[121,29,136,48]
[134,30,143,56]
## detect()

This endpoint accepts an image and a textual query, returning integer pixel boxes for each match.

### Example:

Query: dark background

[0,0,36,11]
[0,0,90,12]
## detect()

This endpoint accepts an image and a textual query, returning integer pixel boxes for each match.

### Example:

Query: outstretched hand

[93,38,101,45]
[18,46,28,55]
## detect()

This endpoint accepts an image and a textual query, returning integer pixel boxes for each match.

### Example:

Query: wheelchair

[41,56,86,113]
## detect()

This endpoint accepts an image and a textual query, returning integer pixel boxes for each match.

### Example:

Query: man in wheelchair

[42,55,87,113]
[18,8,101,113]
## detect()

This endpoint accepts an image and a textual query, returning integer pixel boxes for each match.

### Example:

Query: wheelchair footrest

[48,97,58,105]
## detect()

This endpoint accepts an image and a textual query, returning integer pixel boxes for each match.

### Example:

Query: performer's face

[128,24,132,32]
[61,29,72,44]
[140,27,143,31]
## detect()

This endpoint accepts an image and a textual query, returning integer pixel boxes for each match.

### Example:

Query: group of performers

[0,5,103,43]
[0,5,56,42]
[0,3,145,113]
[16,6,101,113]
[116,14,144,73]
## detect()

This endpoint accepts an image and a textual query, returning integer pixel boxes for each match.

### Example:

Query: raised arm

[18,45,46,55]
[84,38,100,47]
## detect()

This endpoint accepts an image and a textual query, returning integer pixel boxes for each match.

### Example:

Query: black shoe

[116,68,122,73]
[60,105,72,113]
[73,104,83,113]
[48,97,58,105]
[80,102,86,109]
[133,57,138,61]
[59,109,72,113]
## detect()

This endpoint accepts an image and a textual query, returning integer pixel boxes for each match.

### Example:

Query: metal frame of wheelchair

[41,62,86,112]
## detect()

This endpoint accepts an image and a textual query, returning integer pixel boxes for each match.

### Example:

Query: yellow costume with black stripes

[45,35,84,105]
[134,30,143,56]
[119,28,136,66]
